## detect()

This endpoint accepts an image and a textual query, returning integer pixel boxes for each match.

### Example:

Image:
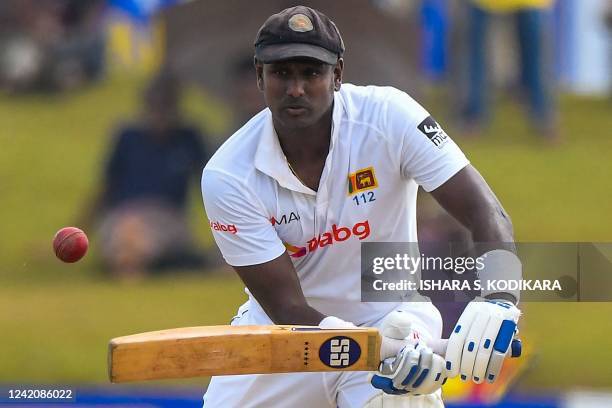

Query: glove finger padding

[446,298,521,382]
[485,319,519,383]
[445,301,479,378]
[373,309,447,395]
[372,342,447,396]
[391,344,424,390]
[411,353,446,395]
[472,314,504,383]
[396,344,431,389]
[460,311,493,381]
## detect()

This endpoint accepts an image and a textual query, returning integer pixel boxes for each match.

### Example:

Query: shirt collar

[254,91,345,195]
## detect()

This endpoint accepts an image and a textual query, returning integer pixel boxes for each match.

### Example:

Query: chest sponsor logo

[209,220,238,234]
[418,116,449,148]
[284,220,370,258]
[348,167,378,195]
[270,211,301,226]
[284,242,308,258]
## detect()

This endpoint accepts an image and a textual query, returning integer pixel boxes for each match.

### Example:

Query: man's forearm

[430,166,520,303]
[233,254,328,326]
[469,203,516,251]
[431,166,515,247]
[265,302,326,326]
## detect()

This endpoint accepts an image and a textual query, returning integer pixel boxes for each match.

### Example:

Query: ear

[333,58,344,91]
[255,59,264,91]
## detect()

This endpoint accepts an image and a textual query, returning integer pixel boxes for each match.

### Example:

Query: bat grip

[429,338,522,358]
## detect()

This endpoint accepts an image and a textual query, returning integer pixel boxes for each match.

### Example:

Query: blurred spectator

[460,0,558,140]
[83,72,213,279]
[0,0,105,93]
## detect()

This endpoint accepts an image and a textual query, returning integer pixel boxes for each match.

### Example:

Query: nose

[286,78,305,98]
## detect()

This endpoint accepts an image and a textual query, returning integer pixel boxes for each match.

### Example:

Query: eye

[305,68,321,77]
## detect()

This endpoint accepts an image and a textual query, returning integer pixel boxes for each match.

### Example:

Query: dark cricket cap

[254,6,345,65]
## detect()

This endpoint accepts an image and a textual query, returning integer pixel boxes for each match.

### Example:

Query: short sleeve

[201,169,286,266]
[385,89,469,192]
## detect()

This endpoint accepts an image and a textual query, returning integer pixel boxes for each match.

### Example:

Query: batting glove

[445,297,521,384]
[370,311,447,396]
[371,342,447,396]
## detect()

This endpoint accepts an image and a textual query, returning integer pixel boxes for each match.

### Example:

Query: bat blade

[109,325,382,383]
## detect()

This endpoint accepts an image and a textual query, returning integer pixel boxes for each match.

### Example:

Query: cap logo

[288,14,313,32]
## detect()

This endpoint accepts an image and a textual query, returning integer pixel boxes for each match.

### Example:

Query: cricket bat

[108,325,448,383]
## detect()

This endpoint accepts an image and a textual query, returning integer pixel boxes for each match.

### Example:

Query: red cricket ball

[53,227,89,263]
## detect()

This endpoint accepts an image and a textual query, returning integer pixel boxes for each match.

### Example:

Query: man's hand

[370,311,447,396]
[371,342,447,395]
[445,298,521,383]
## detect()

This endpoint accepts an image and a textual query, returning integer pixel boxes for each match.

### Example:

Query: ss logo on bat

[319,336,361,368]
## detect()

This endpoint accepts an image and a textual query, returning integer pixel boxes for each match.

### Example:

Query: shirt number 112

[352,191,376,206]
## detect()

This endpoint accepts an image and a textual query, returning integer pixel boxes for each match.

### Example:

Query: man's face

[256,58,343,130]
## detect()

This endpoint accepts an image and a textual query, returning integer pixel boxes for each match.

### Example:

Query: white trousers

[203,370,443,408]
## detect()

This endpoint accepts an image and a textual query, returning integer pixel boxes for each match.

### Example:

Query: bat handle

[510,338,522,357]
[429,338,522,358]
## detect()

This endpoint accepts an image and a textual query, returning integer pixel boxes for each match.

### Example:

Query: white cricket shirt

[202,84,469,328]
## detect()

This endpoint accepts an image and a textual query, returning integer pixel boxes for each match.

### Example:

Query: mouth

[283,104,310,116]
[285,107,308,116]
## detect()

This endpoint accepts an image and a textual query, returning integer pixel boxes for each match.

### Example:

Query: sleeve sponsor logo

[270,211,301,226]
[417,116,449,148]
[284,220,371,258]
[348,167,378,195]
[209,221,238,234]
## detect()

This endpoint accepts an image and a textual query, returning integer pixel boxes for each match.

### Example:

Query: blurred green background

[1,73,611,392]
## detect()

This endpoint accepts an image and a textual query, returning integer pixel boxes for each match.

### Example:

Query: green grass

[0,274,245,384]
[0,76,611,390]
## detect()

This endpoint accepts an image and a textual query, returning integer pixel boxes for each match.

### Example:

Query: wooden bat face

[109,325,382,382]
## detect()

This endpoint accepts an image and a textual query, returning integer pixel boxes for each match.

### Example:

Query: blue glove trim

[371,375,409,395]
[412,368,430,388]
[493,320,517,353]
[401,364,420,386]
[485,299,512,309]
